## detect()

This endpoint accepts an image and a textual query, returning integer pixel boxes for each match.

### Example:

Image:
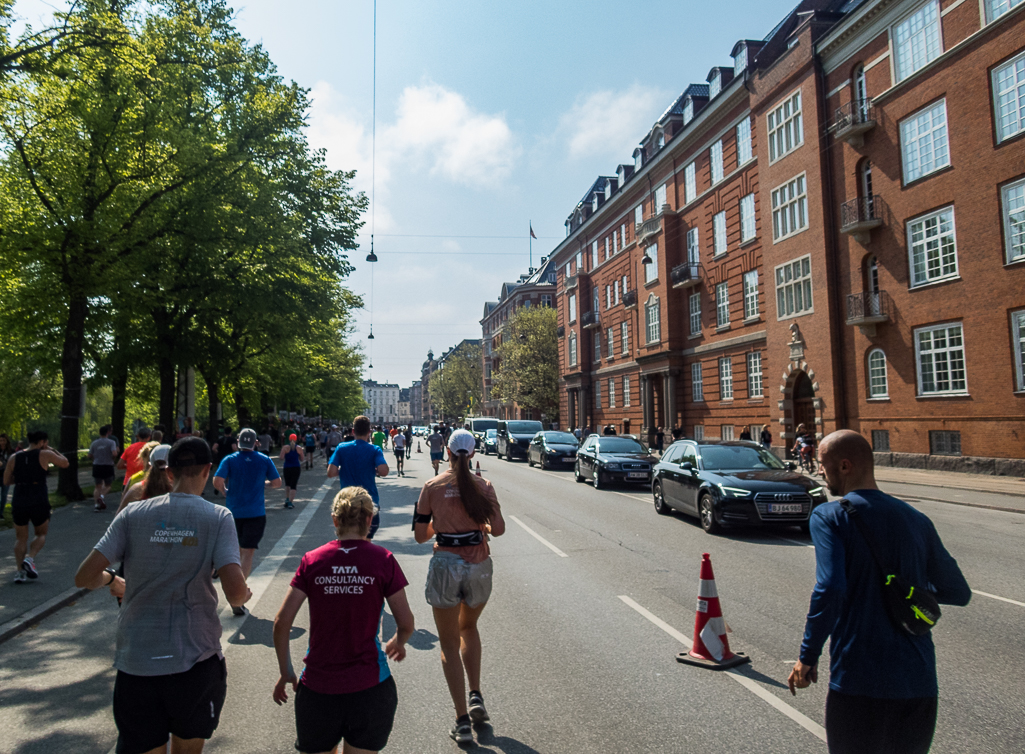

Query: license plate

[563,457,575,462]
[628,472,648,479]
[769,503,803,514]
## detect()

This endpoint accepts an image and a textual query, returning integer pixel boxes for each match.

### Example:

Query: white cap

[447,429,476,455]
[149,444,172,466]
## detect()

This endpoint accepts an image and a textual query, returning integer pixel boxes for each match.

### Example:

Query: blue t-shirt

[214,450,280,519]
[329,440,387,504]
[800,489,971,698]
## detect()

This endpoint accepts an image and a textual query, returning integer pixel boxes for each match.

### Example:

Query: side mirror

[681,462,694,472]
[785,461,796,471]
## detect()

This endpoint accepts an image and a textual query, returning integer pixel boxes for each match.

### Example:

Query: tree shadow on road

[381,609,438,651]
[11,727,111,754]
[227,615,305,648]
[471,724,544,753]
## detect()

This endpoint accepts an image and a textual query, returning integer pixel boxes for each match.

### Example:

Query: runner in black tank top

[4,431,68,582]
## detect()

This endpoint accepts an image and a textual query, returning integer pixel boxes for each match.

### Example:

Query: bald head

[820,430,873,468]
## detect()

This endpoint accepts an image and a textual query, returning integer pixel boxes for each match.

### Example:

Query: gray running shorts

[425,551,493,609]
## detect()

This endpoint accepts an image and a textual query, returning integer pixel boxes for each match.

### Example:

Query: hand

[273,671,298,705]
[384,635,406,662]
[109,576,126,599]
[787,660,817,696]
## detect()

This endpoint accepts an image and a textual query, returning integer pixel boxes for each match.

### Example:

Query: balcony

[833,100,876,147]
[556,325,565,338]
[564,274,578,291]
[581,310,600,329]
[623,289,638,310]
[635,215,662,245]
[671,262,700,290]
[840,196,883,245]
[846,291,890,336]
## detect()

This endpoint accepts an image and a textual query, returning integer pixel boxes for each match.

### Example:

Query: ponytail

[452,451,494,525]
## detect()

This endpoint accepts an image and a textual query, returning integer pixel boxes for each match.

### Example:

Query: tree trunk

[111,366,128,452]
[158,355,176,432]
[57,297,87,500]
[234,389,250,430]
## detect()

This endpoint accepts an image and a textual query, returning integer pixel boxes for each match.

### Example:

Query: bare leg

[459,601,488,694]
[28,520,48,559]
[239,548,255,579]
[13,524,29,568]
[169,734,208,753]
[433,606,469,718]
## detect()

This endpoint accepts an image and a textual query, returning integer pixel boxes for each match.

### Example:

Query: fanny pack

[840,499,941,636]
[435,530,484,547]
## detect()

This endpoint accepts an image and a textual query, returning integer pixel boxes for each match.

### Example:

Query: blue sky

[14,0,795,389]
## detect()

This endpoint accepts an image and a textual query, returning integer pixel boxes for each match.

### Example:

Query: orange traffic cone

[475,461,482,477]
[417,441,422,453]
[676,553,749,670]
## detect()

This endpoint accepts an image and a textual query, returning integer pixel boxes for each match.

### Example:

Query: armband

[414,513,432,524]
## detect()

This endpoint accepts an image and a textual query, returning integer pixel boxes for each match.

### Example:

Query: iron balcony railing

[670,262,700,289]
[840,196,882,232]
[833,99,876,145]
[622,289,638,308]
[846,290,890,325]
[581,310,600,329]
[556,325,565,338]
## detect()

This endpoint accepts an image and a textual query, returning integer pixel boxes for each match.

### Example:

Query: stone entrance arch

[779,364,824,444]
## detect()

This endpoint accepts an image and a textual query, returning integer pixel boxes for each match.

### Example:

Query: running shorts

[425,551,493,609]
[430,451,444,462]
[234,515,267,549]
[283,467,301,490]
[393,449,404,460]
[93,464,115,482]
[113,654,227,754]
[294,676,397,753]
[305,444,316,454]
[11,488,51,527]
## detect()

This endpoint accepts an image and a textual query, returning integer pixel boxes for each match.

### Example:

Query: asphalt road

[1,449,1022,753]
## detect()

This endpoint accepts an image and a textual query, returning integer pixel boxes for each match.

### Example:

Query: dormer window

[709,71,721,99]
[605,180,612,200]
[734,46,747,75]
[592,194,600,213]
[634,148,644,171]
[657,131,665,150]
[683,99,694,125]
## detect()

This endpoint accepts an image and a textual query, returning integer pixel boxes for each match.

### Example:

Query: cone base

[676,651,751,671]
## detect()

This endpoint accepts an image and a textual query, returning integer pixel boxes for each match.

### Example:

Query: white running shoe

[13,569,27,583]
[22,557,38,579]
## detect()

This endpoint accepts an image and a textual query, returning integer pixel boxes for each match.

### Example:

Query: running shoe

[468,692,489,724]
[232,605,246,617]
[13,569,27,584]
[450,716,473,744]
[94,499,106,512]
[285,501,294,509]
[22,557,38,579]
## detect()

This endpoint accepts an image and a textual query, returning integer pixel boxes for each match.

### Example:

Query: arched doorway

[792,372,816,437]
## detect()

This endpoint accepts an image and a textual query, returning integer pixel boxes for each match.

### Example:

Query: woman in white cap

[413,428,506,744]
[117,444,173,513]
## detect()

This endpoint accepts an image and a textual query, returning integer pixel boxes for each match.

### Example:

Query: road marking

[618,595,827,743]
[770,534,816,549]
[972,589,1025,608]
[509,515,568,558]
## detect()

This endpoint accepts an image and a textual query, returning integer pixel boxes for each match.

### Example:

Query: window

[541,294,551,307]
[908,207,958,287]
[1013,310,1025,390]
[634,150,643,171]
[901,99,949,183]
[593,289,600,316]
[568,333,577,367]
[684,162,697,204]
[684,99,694,124]
[692,362,704,401]
[689,292,701,335]
[607,327,614,358]
[994,52,1025,143]
[872,429,890,452]
[716,282,730,327]
[868,349,889,398]
[737,117,753,164]
[576,252,583,271]
[740,193,756,242]
[694,425,705,440]
[915,323,967,395]
[655,183,667,211]
[987,0,1024,22]
[713,211,727,256]
[747,352,763,397]
[687,227,700,264]
[721,425,735,441]
[657,132,665,150]
[710,70,721,99]
[645,244,658,284]
[594,331,602,361]
[606,285,612,310]
[622,275,628,296]
[595,379,602,409]
[743,270,759,318]
[621,321,629,354]
[620,223,627,249]
[719,357,733,400]
[930,430,961,456]
[609,378,616,408]
[623,376,631,406]
[635,204,643,226]
[771,174,808,241]
[645,296,661,343]
[775,255,814,319]
[591,240,599,268]
[614,280,620,305]
[711,140,724,184]
[893,1,941,83]
[735,46,748,75]
[767,90,803,162]
[568,294,576,322]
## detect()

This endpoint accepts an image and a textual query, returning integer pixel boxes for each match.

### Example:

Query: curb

[0,586,90,645]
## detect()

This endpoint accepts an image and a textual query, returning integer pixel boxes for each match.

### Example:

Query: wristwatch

[104,567,118,586]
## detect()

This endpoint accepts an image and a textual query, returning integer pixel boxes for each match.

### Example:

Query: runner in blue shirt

[327,415,388,538]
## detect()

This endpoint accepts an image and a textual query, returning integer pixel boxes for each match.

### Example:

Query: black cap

[168,437,213,468]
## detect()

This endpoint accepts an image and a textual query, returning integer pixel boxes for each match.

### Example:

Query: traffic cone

[676,553,750,670]
[417,441,422,453]
[475,461,482,477]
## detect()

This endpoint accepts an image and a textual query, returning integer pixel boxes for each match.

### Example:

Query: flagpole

[529,220,533,271]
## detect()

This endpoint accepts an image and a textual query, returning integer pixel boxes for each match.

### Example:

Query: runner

[318,427,328,458]
[211,426,236,497]
[117,444,173,513]
[0,433,13,514]
[213,428,282,615]
[372,425,387,451]
[272,486,414,754]
[392,431,406,476]
[327,416,388,539]
[258,427,274,457]
[4,430,69,583]
[342,425,355,443]
[74,436,251,754]
[413,429,505,743]
[117,426,152,483]
[404,426,413,460]
[125,442,159,491]
[427,425,445,476]
[304,429,317,470]
[88,425,120,512]
[325,425,343,470]
[279,433,304,510]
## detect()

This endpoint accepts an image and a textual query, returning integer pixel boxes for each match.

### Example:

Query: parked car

[650,440,828,534]
[482,429,498,455]
[496,420,544,460]
[527,431,579,470]
[574,434,657,489]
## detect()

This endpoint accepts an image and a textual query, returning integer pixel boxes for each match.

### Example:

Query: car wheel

[539,454,547,470]
[528,454,535,467]
[699,494,721,534]
[505,450,513,462]
[575,462,584,483]
[593,469,604,490]
[653,483,670,515]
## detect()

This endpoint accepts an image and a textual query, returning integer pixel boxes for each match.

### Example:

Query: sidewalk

[875,466,1025,498]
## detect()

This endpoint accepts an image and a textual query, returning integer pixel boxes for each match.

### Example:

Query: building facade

[419,351,438,426]
[362,380,400,426]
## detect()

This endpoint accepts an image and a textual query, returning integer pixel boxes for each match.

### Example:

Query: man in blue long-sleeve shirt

[788,430,970,754]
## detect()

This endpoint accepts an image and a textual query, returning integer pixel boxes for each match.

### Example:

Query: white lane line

[972,589,1025,608]
[771,534,816,549]
[509,515,569,558]
[618,595,827,743]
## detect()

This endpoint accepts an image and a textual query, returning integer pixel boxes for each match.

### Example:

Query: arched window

[868,349,888,398]
[853,65,868,121]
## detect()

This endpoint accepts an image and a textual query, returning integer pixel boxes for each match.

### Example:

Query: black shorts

[283,467,301,490]
[11,488,50,527]
[825,690,937,754]
[234,515,267,549]
[113,654,227,754]
[294,676,397,753]
[93,464,115,482]
[394,449,404,460]
[305,444,316,455]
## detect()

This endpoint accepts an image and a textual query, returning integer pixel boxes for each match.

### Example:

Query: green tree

[429,342,483,422]
[492,306,559,422]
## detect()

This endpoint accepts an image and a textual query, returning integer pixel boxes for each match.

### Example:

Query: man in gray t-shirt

[75,437,251,753]
[88,425,120,512]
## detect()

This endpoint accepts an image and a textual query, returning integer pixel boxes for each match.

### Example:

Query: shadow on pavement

[228,615,305,647]
[732,664,789,690]
[381,609,438,651]
[12,728,111,754]
[473,724,543,753]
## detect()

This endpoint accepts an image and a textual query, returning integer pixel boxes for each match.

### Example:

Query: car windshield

[543,432,577,444]
[485,429,497,438]
[508,421,543,433]
[699,444,786,471]
[597,438,645,454]
[470,419,498,432]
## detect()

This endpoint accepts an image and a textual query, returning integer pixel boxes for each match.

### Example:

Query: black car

[527,431,579,470]
[574,434,657,489]
[482,429,498,455]
[650,440,828,534]
[496,420,544,460]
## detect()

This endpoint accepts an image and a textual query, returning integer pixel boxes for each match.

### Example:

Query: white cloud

[559,85,668,160]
